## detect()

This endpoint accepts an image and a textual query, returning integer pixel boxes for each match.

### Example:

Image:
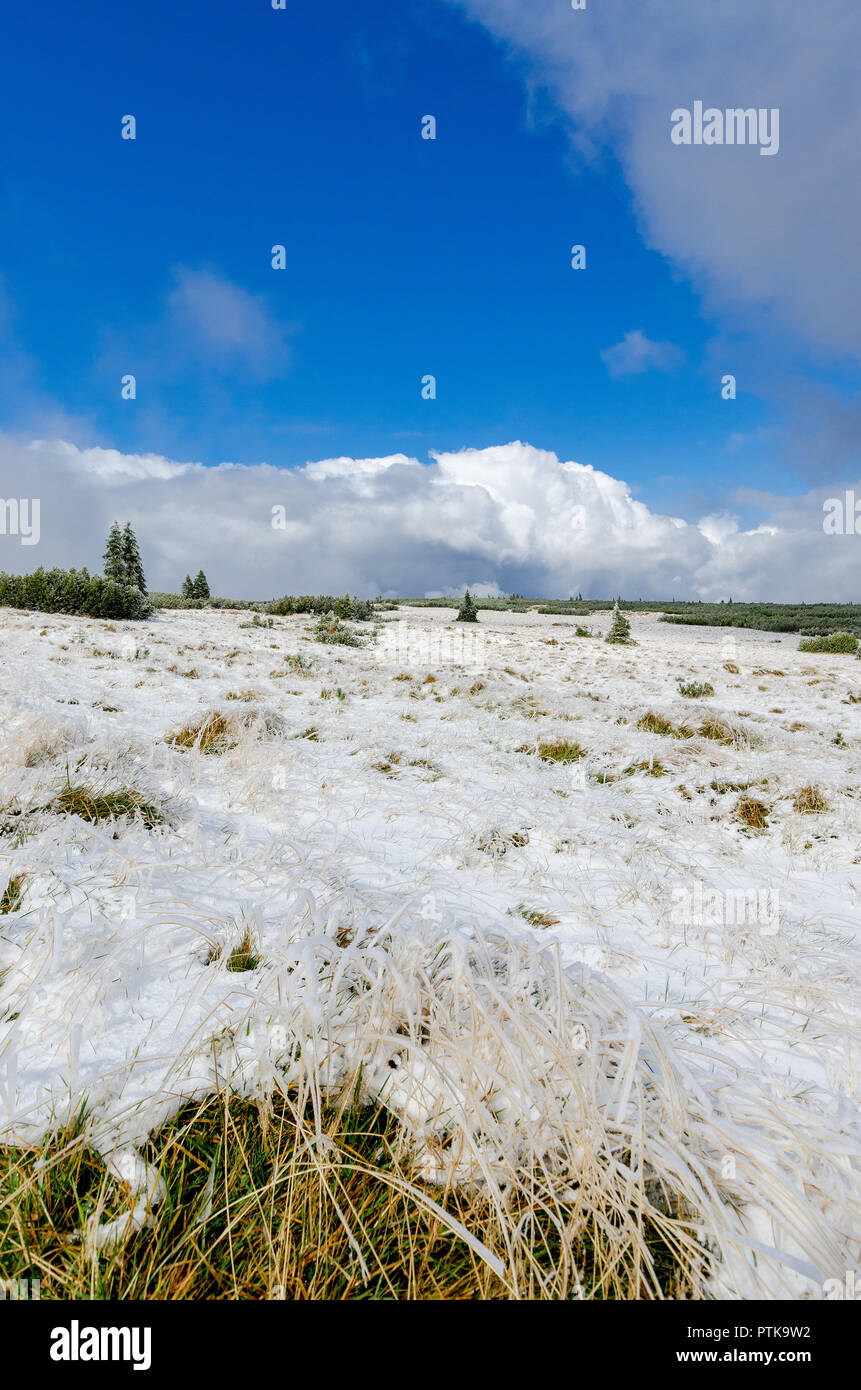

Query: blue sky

[2,0,771,508]
[0,0,859,598]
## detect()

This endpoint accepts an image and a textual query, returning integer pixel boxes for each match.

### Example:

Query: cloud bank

[0,435,856,602]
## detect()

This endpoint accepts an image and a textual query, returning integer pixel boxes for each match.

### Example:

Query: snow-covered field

[0,604,859,1296]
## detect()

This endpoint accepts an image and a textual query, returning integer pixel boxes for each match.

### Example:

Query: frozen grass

[0,876,24,915]
[734,796,770,830]
[53,783,167,830]
[0,922,821,1300]
[225,929,261,974]
[636,712,689,738]
[793,785,829,814]
[166,707,285,754]
[537,739,588,763]
[167,711,238,754]
[0,1088,696,1300]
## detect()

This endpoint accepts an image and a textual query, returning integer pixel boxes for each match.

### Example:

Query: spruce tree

[192,570,210,600]
[103,522,125,584]
[121,522,147,593]
[605,601,635,644]
[181,574,195,599]
[456,589,479,623]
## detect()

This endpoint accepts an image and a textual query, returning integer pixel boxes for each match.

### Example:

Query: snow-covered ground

[0,604,859,1296]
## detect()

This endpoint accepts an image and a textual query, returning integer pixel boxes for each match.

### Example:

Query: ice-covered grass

[0,604,859,1299]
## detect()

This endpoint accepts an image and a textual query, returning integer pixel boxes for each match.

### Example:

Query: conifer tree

[605,601,635,644]
[181,574,195,599]
[456,589,479,623]
[103,522,125,584]
[192,570,210,600]
[121,522,147,592]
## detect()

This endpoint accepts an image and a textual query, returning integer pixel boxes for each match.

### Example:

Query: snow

[0,603,858,1296]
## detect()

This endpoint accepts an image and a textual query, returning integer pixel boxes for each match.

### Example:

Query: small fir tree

[192,570,210,600]
[121,522,147,592]
[605,601,635,645]
[456,589,479,623]
[181,574,195,599]
[103,522,125,584]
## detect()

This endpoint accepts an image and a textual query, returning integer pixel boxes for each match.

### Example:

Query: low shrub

[314,614,368,647]
[798,633,858,654]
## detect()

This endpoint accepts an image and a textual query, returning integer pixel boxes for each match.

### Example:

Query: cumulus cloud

[0,434,857,602]
[601,330,684,378]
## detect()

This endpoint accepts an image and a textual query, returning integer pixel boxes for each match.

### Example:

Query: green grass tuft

[53,783,166,830]
[0,875,24,914]
[537,740,587,764]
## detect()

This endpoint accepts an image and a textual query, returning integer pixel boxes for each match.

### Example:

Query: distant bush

[269,594,336,616]
[267,593,374,619]
[147,590,861,640]
[0,567,152,620]
[798,632,858,653]
[661,603,861,638]
[150,591,207,610]
[314,614,367,647]
[150,592,267,611]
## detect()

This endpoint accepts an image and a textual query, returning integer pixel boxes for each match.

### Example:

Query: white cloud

[1,434,858,602]
[449,0,861,363]
[165,268,291,379]
[27,440,191,483]
[601,330,684,378]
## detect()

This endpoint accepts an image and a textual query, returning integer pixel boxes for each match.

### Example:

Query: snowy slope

[0,604,858,1296]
